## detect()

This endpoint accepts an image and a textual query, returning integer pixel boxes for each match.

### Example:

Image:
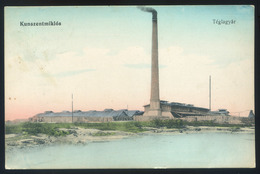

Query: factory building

[30,109,144,123]
[209,109,230,116]
[159,101,209,117]
[135,100,210,121]
[145,101,210,118]
[248,110,255,119]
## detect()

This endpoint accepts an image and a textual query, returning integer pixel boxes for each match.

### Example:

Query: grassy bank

[5,122,72,137]
[5,119,253,137]
[5,121,147,136]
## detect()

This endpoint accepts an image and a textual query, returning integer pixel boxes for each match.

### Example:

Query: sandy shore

[5,126,255,151]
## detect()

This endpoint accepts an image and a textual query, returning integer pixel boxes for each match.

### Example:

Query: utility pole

[209,75,211,111]
[72,94,73,123]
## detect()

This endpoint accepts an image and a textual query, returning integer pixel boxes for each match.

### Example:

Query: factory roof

[144,100,209,111]
[124,110,144,117]
[36,109,143,117]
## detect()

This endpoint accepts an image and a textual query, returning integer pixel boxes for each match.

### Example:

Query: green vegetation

[5,122,147,136]
[73,122,146,133]
[150,119,184,128]
[5,124,23,134]
[5,119,253,137]
[5,122,72,137]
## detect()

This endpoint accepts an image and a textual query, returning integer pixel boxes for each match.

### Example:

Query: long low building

[29,109,144,123]
[134,100,251,124]
[135,100,211,121]
[142,100,210,118]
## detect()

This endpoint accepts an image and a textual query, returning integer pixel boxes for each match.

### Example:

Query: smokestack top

[137,6,157,20]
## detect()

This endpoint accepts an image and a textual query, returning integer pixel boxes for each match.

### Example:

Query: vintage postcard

[5,5,255,169]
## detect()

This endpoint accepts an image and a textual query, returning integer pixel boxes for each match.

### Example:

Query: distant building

[210,109,230,116]
[113,109,144,121]
[139,100,210,120]
[30,109,143,123]
[248,110,255,118]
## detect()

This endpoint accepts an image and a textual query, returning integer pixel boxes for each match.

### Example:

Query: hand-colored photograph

[5,5,255,169]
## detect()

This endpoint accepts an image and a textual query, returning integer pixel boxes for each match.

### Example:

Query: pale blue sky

[5,5,254,119]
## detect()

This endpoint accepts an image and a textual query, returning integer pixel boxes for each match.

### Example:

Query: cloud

[124,63,150,69]
[54,69,96,78]
[29,47,110,80]
[83,47,110,57]
[161,46,184,55]
[116,46,150,65]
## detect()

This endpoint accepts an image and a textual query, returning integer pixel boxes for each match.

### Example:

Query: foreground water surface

[6,132,255,169]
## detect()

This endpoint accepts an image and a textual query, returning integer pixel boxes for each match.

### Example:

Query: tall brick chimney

[149,10,161,116]
[138,7,161,117]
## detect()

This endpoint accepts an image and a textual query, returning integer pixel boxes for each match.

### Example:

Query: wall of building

[31,116,113,123]
[31,115,251,125]
[169,105,209,114]
[134,116,171,122]
[75,116,113,123]
[161,105,171,112]
[180,115,242,124]
[113,115,133,121]
[134,115,246,124]
[144,104,209,115]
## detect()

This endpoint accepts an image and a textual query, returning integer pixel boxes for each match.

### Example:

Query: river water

[5,132,255,169]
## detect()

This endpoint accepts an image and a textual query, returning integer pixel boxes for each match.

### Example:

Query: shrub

[5,124,23,134]
[152,119,164,128]
[133,121,142,128]
[12,122,72,137]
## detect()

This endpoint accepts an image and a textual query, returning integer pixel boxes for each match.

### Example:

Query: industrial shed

[143,100,210,118]
[135,100,210,121]
[113,110,144,121]
[30,109,143,123]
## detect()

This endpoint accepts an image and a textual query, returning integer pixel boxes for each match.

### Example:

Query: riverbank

[5,125,255,152]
